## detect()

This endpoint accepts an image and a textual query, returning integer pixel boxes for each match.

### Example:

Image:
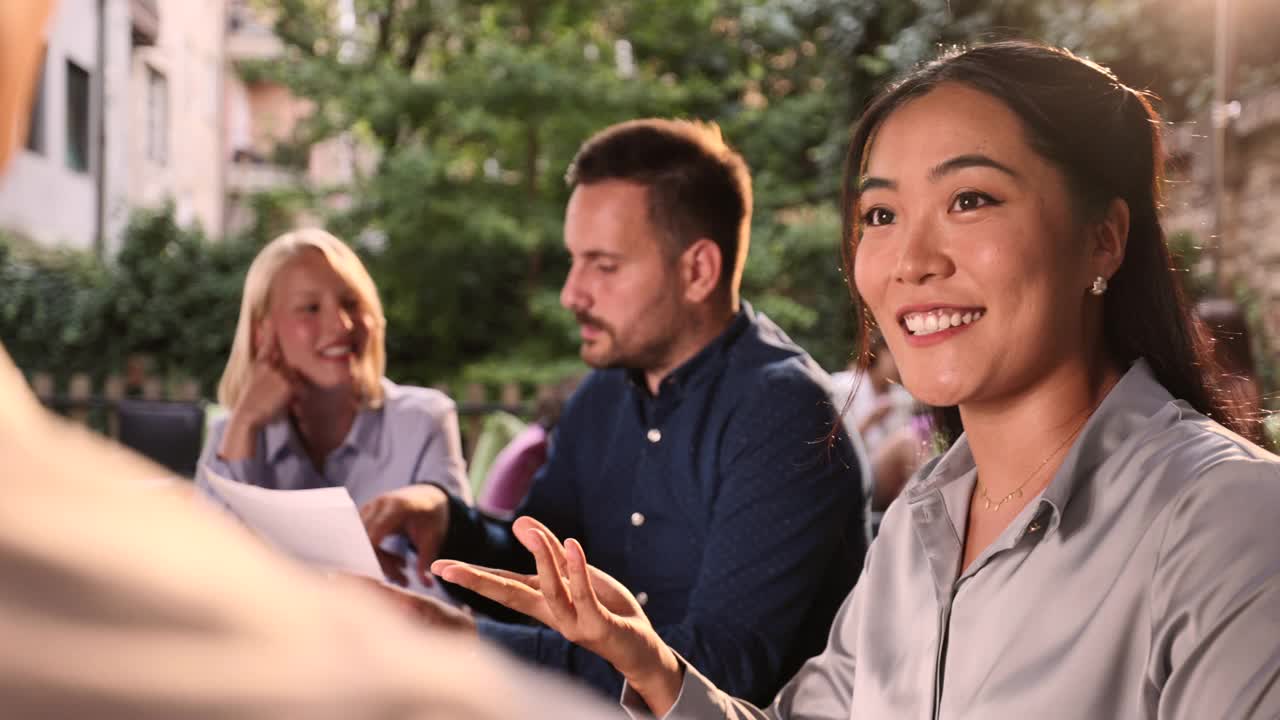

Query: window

[25,48,47,154]
[65,60,91,173]
[146,65,168,165]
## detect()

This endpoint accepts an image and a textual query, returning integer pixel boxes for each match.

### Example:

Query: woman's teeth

[319,346,352,358]
[904,309,984,336]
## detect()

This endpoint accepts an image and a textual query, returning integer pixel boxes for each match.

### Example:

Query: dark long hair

[839,40,1254,445]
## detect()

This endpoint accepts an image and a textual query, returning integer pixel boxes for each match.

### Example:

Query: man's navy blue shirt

[439,304,867,704]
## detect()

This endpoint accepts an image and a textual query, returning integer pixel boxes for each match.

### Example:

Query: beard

[574,311,619,368]
[573,310,677,372]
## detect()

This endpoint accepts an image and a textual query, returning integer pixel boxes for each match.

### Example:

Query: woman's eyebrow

[858,153,1019,192]
[857,176,896,193]
[929,153,1021,181]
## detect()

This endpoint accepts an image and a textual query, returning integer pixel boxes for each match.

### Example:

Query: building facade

[129,0,227,239]
[0,0,130,253]
[0,0,226,254]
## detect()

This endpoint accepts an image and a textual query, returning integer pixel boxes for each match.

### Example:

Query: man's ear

[1090,197,1130,282]
[680,238,723,304]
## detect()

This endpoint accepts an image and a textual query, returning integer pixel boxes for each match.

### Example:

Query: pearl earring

[1090,276,1108,296]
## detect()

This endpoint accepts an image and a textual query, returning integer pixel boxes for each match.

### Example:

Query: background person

[196,229,470,510]
[361,119,867,704]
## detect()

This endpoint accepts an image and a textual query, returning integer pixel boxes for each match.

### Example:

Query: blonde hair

[217,229,387,410]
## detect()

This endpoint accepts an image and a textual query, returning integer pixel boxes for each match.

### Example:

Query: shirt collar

[626,302,754,399]
[263,418,294,464]
[262,395,385,465]
[905,358,1176,538]
[1035,358,1173,536]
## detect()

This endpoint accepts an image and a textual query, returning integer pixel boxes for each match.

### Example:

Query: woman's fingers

[564,537,608,633]
[255,320,280,363]
[533,527,571,586]
[524,526,576,625]
[513,516,565,551]
[433,560,539,589]
[254,325,270,362]
[433,562,551,625]
[512,518,570,585]
[513,518,573,598]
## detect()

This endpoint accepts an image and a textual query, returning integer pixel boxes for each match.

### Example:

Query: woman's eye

[863,207,895,226]
[950,191,998,212]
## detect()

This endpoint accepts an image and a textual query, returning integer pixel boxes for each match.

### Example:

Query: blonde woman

[196,229,470,520]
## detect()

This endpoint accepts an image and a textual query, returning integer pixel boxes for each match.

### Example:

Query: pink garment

[478,424,548,516]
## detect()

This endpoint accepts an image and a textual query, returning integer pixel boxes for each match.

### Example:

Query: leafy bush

[0,235,112,382]
[1,207,256,396]
[101,207,259,394]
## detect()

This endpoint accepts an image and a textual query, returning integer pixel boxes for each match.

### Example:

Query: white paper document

[201,465,384,579]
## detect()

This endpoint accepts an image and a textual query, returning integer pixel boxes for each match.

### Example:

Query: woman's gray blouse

[628,359,1280,719]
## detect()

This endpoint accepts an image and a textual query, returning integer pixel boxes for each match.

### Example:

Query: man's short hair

[566,119,753,297]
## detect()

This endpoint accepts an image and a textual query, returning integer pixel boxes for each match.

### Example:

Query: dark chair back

[116,399,206,478]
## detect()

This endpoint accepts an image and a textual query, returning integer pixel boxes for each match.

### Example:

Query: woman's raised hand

[432,516,684,715]
[240,322,302,426]
[217,322,302,461]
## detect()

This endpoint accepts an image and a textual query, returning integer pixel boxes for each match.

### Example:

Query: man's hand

[360,484,451,584]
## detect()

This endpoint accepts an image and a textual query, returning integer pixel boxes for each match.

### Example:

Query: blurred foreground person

[437,41,1280,719]
[0,4,614,718]
[0,347,615,719]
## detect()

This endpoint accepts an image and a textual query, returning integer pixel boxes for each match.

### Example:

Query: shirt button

[631,512,646,527]
[647,428,662,443]
[636,591,649,607]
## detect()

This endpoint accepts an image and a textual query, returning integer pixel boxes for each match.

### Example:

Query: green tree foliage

[1,208,256,395]
[101,208,259,392]
[251,0,1002,380]
[0,236,111,381]
[8,1,1277,393]
[252,0,1280,381]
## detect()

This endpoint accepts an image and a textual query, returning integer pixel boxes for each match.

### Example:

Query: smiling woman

[194,229,471,524]
[429,41,1280,720]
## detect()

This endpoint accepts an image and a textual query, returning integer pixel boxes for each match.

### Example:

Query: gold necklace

[975,384,1112,512]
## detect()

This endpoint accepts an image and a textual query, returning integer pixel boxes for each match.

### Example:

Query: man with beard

[361,119,867,704]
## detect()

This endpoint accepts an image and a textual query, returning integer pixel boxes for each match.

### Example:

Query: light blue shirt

[196,378,470,507]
